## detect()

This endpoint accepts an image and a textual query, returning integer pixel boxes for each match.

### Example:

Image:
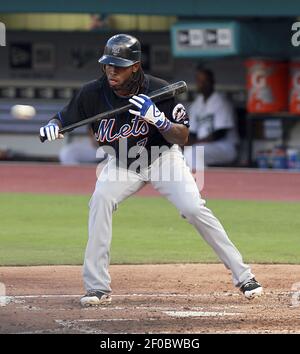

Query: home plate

[163,311,241,318]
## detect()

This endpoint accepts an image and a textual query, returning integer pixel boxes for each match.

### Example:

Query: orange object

[289,60,300,114]
[245,58,288,113]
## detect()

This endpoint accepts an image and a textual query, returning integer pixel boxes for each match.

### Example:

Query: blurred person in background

[88,14,109,31]
[59,126,106,165]
[184,66,239,169]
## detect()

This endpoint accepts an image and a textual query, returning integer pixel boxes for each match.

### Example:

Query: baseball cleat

[80,290,112,307]
[240,278,263,299]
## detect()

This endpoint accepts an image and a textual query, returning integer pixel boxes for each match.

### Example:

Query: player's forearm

[160,122,189,145]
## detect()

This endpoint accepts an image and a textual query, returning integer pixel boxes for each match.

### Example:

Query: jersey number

[136,137,148,155]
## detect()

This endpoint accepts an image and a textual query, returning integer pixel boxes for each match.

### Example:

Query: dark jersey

[55,74,189,168]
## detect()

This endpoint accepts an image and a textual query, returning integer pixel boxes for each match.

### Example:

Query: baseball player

[39,34,263,306]
[185,67,239,168]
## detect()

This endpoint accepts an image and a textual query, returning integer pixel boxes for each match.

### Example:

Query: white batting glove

[172,103,187,122]
[39,123,64,142]
[129,94,171,131]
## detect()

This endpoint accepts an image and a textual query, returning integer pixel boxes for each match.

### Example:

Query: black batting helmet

[98,34,141,67]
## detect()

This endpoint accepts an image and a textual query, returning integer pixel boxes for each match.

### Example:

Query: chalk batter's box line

[6,291,292,300]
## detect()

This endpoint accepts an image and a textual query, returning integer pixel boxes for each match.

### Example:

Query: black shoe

[240,278,263,299]
[80,290,112,307]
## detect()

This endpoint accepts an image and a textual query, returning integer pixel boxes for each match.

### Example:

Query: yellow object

[111,15,177,31]
[110,15,137,31]
[0,13,177,32]
[0,13,91,31]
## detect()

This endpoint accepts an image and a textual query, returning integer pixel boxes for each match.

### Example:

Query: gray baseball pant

[83,145,254,293]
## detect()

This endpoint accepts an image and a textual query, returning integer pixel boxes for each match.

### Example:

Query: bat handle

[40,135,47,143]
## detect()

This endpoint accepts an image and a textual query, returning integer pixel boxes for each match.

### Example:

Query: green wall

[0,0,299,17]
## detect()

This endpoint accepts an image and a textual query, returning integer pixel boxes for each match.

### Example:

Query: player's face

[196,72,213,96]
[105,63,139,90]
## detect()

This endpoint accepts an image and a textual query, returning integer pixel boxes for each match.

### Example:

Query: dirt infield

[1,264,300,334]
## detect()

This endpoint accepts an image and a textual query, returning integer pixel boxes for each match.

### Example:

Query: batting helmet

[98,34,141,67]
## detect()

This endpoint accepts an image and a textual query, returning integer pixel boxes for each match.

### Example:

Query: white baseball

[10,105,36,120]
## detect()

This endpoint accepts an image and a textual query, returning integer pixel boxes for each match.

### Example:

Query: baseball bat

[40,80,187,143]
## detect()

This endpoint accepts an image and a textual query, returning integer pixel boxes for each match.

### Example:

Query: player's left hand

[129,94,167,129]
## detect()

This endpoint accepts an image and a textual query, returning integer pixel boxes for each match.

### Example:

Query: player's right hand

[39,123,64,142]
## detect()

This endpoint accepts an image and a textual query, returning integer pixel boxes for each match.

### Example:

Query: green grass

[0,193,300,265]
